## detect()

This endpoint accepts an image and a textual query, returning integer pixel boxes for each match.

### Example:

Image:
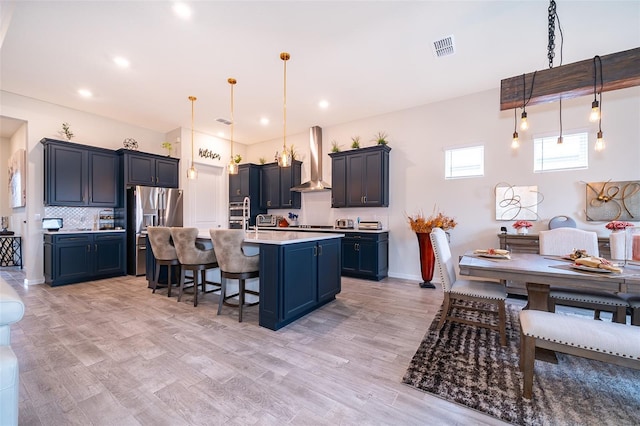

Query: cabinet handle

[236,189,241,195]
[363,195,367,203]
[87,244,91,252]
[313,246,318,256]
[355,243,360,251]
[267,201,271,207]
[95,244,98,252]
[318,245,323,256]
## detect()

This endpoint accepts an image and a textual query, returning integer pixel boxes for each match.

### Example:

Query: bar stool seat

[170,227,220,307]
[209,229,260,322]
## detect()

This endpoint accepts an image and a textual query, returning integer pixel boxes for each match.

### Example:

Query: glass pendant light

[227,78,238,175]
[186,96,198,179]
[278,52,292,168]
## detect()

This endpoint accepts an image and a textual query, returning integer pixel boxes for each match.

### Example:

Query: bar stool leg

[152,262,160,293]
[217,277,226,315]
[239,279,245,323]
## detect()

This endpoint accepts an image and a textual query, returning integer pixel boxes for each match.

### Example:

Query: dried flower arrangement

[407,208,457,233]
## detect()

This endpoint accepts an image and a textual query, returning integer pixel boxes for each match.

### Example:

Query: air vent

[216,118,232,125]
[432,35,455,58]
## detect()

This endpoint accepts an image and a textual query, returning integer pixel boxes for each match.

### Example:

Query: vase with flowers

[407,208,457,288]
[513,220,533,235]
[606,221,635,260]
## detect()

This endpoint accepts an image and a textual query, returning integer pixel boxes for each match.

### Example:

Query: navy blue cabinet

[341,232,388,281]
[44,232,126,286]
[229,163,262,202]
[259,237,341,330]
[329,145,390,208]
[42,138,119,207]
[260,161,302,209]
[118,150,179,188]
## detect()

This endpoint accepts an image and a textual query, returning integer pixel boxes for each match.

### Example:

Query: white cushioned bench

[519,310,640,399]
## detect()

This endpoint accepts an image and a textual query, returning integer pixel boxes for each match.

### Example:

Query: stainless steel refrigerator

[127,186,183,275]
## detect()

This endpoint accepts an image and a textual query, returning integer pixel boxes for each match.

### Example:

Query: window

[533,132,588,172]
[444,145,484,179]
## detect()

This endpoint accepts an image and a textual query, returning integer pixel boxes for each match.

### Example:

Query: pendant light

[595,94,605,151]
[186,96,198,179]
[227,78,238,175]
[520,74,528,131]
[589,56,601,122]
[278,52,292,168]
[511,108,520,149]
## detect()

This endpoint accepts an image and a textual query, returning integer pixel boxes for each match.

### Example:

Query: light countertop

[43,229,126,235]
[198,229,344,245]
[257,226,388,234]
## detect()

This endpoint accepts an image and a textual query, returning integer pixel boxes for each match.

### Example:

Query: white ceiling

[1,1,639,143]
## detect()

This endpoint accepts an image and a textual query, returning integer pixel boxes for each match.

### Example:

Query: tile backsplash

[43,206,111,230]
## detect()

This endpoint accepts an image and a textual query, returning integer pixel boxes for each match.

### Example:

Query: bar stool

[170,227,220,307]
[209,229,259,322]
[147,226,180,297]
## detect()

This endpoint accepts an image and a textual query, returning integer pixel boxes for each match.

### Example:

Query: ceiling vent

[216,118,232,125]
[432,35,455,58]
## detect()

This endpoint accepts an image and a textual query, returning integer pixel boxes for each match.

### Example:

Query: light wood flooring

[1,267,508,426]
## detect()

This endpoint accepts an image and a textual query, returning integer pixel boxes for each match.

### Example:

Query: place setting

[473,248,511,260]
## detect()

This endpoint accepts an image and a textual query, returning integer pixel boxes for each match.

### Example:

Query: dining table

[458,252,640,312]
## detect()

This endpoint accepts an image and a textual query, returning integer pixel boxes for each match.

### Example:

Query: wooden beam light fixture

[500,47,640,111]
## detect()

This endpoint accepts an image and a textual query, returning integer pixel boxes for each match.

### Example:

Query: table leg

[524,282,551,311]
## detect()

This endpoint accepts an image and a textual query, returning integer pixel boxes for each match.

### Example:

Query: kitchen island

[198,230,343,330]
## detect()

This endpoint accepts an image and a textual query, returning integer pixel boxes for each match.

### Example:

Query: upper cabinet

[260,161,302,209]
[42,138,119,207]
[117,149,179,188]
[229,163,261,202]
[329,145,391,208]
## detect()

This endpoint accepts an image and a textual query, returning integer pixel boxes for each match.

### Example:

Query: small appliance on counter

[358,220,383,230]
[335,219,354,229]
[256,214,281,228]
[42,218,63,232]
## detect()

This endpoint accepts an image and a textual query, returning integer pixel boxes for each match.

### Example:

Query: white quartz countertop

[257,226,388,234]
[44,229,125,235]
[198,229,344,245]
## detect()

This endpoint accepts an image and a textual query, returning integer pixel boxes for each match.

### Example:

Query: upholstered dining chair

[147,226,180,297]
[538,228,629,323]
[170,227,220,307]
[430,228,507,346]
[209,229,260,322]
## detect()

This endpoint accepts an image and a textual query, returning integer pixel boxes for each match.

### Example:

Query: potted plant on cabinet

[373,131,389,145]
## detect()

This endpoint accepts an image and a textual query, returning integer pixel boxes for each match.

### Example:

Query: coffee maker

[0,216,14,235]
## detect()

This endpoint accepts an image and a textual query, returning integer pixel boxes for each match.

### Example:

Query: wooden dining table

[459,252,640,312]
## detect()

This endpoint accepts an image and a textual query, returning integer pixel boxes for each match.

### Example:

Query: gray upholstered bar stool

[209,229,259,322]
[147,226,180,297]
[170,227,220,307]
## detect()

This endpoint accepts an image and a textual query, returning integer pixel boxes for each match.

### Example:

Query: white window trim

[533,129,589,173]
[444,144,485,180]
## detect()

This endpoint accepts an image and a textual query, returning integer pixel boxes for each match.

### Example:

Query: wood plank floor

[1,268,508,425]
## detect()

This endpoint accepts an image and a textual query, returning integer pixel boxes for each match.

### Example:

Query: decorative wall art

[495,183,542,221]
[585,180,640,222]
[8,149,26,208]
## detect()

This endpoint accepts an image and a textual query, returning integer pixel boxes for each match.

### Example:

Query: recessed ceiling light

[260,117,269,125]
[113,56,130,68]
[318,100,329,109]
[173,2,192,19]
[78,89,93,98]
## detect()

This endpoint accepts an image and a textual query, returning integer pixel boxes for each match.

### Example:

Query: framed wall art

[585,180,640,221]
[8,149,26,208]
[495,183,542,221]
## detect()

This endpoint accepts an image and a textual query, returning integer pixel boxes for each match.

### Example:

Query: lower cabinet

[259,238,341,330]
[44,232,126,286]
[341,232,388,281]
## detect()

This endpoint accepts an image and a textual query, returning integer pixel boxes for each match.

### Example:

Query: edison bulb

[595,131,605,151]
[590,101,600,122]
[520,111,528,131]
[511,132,520,149]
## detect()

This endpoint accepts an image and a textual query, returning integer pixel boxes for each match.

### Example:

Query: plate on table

[570,264,612,273]
[475,252,511,259]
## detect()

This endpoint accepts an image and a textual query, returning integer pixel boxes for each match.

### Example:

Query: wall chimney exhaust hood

[290,126,331,192]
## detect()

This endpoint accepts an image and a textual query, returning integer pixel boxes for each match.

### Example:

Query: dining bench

[519,310,640,399]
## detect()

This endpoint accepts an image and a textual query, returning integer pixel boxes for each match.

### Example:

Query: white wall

[247,86,640,282]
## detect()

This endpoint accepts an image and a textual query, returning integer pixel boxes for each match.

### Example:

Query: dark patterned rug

[402,302,640,426]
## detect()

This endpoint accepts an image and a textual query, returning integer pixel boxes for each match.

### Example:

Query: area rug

[402,302,640,426]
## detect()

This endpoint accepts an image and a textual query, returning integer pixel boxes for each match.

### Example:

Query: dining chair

[538,228,628,323]
[147,226,180,297]
[209,229,260,322]
[430,228,507,346]
[170,227,220,307]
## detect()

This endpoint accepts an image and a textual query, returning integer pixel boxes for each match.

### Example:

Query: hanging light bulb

[589,99,600,122]
[186,96,198,179]
[227,78,238,175]
[520,110,528,131]
[557,98,563,144]
[594,130,605,151]
[511,108,520,149]
[278,52,292,168]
